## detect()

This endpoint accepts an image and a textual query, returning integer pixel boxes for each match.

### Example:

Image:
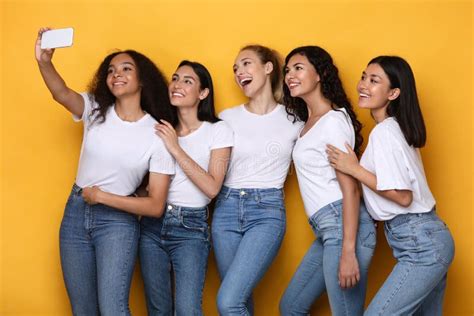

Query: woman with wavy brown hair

[279,46,376,316]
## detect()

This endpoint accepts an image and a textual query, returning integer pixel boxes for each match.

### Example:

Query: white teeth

[172,92,184,97]
[113,82,125,86]
[359,93,369,98]
[240,78,252,85]
[288,83,299,88]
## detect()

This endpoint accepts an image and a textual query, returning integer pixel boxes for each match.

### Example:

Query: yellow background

[1,0,472,315]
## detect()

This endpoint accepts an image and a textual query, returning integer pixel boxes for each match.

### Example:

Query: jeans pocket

[256,192,284,210]
[181,215,208,233]
[426,225,455,267]
[359,228,377,249]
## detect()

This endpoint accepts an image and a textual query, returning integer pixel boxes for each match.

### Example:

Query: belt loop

[224,186,232,199]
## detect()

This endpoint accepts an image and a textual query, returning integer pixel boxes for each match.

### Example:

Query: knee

[217,288,239,315]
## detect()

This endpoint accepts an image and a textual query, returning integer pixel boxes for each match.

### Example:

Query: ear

[199,88,210,100]
[388,88,400,101]
[264,61,274,75]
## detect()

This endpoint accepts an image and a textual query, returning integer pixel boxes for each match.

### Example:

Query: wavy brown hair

[283,46,363,156]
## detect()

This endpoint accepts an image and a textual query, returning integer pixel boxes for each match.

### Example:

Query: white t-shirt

[74,93,175,196]
[360,117,435,221]
[293,108,355,218]
[167,121,234,208]
[219,104,302,189]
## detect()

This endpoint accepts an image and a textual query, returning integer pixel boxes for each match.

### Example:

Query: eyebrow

[172,74,197,81]
[108,61,135,68]
[362,71,382,80]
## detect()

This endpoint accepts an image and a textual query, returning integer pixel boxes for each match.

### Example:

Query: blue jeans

[212,186,286,316]
[365,209,454,316]
[59,184,139,316]
[280,199,376,316]
[139,204,210,316]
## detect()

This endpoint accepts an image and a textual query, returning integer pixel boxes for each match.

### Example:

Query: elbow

[149,201,166,218]
[397,191,413,207]
[205,184,222,200]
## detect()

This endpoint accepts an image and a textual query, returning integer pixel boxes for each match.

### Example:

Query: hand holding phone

[40,28,74,49]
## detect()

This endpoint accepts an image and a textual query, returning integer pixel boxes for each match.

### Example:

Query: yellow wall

[1,0,472,315]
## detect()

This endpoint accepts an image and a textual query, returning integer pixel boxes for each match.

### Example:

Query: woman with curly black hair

[36,27,175,315]
[279,46,376,316]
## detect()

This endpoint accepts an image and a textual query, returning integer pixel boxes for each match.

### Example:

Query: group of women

[36,27,455,316]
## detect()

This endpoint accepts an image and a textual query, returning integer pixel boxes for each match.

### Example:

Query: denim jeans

[280,199,376,316]
[139,204,210,316]
[365,209,455,316]
[59,184,139,316]
[212,186,286,316]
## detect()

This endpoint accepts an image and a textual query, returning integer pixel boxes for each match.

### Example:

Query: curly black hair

[87,50,175,125]
[283,46,363,156]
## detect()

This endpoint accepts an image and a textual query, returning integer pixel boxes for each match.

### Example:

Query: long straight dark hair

[369,56,426,148]
[175,60,219,124]
[283,46,363,156]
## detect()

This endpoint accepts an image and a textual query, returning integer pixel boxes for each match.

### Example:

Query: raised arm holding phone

[36,27,175,316]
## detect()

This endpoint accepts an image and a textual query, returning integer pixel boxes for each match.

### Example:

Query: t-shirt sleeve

[149,138,176,175]
[211,121,234,150]
[323,113,355,154]
[371,128,413,191]
[73,92,93,124]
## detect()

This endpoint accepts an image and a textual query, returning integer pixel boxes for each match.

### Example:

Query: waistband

[165,203,208,217]
[219,186,284,199]
[385,207,437,229]
[72,183,83,195]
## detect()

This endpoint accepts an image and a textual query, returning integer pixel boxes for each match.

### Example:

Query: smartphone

[40,28,74,49]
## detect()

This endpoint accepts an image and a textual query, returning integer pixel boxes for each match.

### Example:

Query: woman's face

[169,65,206,109]
[284,54,320,99]
[106,53,141,98]
[233,49,272,98]
[357,63,398,112]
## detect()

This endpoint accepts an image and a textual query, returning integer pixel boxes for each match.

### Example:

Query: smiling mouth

[171,92,184,97]
[240,78,252,87]
[359,93,370,98]
[288,82,299,89]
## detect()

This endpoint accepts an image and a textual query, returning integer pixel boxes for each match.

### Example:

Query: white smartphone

[40,28,74,49]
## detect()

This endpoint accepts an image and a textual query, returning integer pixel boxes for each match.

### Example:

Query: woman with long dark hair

[212,45,302,315]
[36,28,175,315]
[140,60,233,315]
[327,56,454,315]
[279,46,376,316]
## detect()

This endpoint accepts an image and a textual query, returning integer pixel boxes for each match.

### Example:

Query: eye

[123,66,132,72]
[233,66,238,73]
[370,79,378,84]
[243,61,251,66]
[284,67,289,74]
[171,75,178,82]
[295,66,303,71]
[360,74,366,80]
[185,79,193,85]
[107,68,114,74]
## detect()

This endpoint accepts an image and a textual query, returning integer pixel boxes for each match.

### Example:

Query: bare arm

[156,120,231,199]
[82,172,171,217]
[35,28,84,117]
[327,143,413,207]
[336,169,361,289]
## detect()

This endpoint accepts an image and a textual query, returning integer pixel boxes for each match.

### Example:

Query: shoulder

[218,104,244,120]
[322,109,352,130]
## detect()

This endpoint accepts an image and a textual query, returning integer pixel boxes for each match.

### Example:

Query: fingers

[344,142,354,153]
[159,119,173,128]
